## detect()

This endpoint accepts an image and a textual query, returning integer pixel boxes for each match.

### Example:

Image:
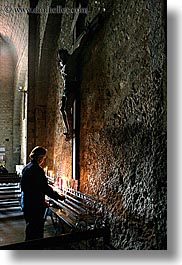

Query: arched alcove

[0,32,28,172]
[0,36,17,172]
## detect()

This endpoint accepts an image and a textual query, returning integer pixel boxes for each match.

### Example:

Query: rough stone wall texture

[57,0,73,52]
[38,0,110,179]
[26,0,166,249]
[46,63,72,179]
[78,0,167,249]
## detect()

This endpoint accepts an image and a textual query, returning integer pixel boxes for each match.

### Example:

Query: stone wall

[27,0,167,249]
[26,0,72,177]
[0,38,15,171]
[78,0,167,249]
[0,0,29,171]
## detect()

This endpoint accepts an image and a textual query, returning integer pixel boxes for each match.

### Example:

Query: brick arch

[0,34,17,67]
[0,1,29,65]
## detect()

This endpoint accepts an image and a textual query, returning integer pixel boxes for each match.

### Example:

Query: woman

[21,146,65,241]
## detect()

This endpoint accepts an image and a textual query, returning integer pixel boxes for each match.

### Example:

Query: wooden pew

[0,173,21,215]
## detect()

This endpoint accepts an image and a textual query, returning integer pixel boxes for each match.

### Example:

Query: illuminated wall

[0,0,29,171]
[24,0,166,249]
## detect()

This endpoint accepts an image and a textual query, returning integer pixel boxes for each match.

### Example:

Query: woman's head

[29,146,47,166]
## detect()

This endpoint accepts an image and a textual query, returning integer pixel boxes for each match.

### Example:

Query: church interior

[0,0,167,250]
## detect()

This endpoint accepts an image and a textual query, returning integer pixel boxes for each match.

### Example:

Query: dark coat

[20,160,60,216]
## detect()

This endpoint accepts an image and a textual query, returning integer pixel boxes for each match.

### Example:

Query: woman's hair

[29,146,47,161]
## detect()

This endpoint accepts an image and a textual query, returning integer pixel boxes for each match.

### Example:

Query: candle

[48,170,53,178]
[59,178,63,190]
[62,179,65,189]
[44,166,48,176]
[55,176,59,186]
[74,180,78,191]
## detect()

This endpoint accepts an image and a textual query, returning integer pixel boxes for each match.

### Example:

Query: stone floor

[0,181,57,248]
[0,209,56,247]
[0,209,105,249]
[0,184,107,249]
